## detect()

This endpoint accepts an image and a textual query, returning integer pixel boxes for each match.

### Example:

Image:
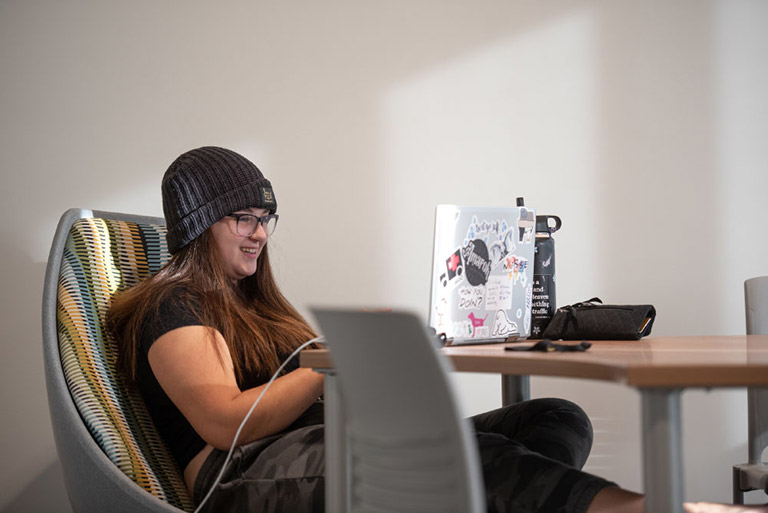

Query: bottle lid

[536,215,562,234]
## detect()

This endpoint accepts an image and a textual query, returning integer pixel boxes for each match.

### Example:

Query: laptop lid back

[428,205,536,344]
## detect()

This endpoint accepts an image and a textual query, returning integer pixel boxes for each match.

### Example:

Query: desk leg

[641,388,684,513]
[323,372,348,513]
[501,375,530,405]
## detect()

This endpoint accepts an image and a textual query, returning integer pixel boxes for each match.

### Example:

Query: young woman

[109,146,767,513]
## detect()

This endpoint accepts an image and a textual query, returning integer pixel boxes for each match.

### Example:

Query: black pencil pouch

[541,298,656,341]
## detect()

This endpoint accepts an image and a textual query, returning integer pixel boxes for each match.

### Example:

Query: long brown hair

[108,229,317,387]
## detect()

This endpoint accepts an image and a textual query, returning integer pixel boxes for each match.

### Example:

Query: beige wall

[1,0,767,510]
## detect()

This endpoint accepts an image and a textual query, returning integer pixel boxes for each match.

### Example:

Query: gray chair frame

[312,308,486,513]
[42,208,186,513]
[733,276,768,504]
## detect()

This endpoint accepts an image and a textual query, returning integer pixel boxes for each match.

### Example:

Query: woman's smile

[210,207,269,281]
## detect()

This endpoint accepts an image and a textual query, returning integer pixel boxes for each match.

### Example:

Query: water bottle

[531,215,562,337]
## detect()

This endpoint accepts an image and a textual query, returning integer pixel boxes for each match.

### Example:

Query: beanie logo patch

[260,186,276,207]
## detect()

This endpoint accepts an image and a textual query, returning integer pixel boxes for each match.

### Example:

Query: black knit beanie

[162,146,277,254]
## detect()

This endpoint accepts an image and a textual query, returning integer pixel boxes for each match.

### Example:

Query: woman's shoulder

[140,285,206,351]
[158,283,200,305]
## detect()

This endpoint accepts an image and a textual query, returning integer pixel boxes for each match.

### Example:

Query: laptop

[428,204,536,345]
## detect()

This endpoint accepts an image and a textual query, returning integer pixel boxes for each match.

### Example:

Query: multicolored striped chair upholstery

[43,209,194,512]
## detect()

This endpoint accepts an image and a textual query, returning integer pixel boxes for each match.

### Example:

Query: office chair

[42,208,193,512]
[311,308,486,513]
[733,276,768,504]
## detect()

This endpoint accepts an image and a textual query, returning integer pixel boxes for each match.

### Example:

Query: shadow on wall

[1,460,72,513]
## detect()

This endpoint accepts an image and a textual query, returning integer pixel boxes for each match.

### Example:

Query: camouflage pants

[472,398,615,513]
[194,398,613,513]
[193,401,326,512]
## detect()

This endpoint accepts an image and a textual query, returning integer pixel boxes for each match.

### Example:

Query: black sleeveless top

[136,290,299,469]
[137,292,207,469]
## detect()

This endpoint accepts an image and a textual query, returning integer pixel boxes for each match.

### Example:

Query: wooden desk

[301,335,768,513]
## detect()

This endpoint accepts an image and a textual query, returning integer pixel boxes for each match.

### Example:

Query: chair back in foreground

[41,208,193,512]
[311,308,486,513]
[734,276,768,504]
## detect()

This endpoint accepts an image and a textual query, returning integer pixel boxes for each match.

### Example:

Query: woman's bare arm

[148,325,324,450]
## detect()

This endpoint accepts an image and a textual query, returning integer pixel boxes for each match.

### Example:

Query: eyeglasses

[226,213,279,237]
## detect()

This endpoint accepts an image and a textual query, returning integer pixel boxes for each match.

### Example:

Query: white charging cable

[193,335,326,513]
